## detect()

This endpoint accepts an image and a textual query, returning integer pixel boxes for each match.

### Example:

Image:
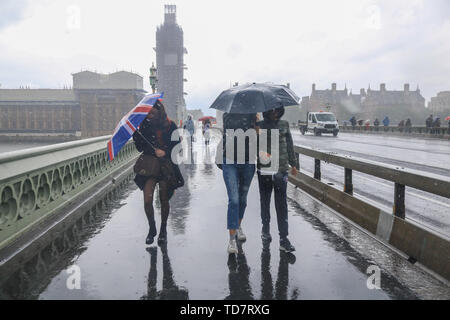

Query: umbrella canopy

[445,116,450,121]
[198,116,216,122]
[107,92,163,161]
[209,82,300,114]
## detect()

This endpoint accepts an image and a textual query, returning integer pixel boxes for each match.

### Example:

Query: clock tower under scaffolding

[155,4,187,125]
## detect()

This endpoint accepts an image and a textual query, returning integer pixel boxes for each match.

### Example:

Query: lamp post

[149,62,157,94]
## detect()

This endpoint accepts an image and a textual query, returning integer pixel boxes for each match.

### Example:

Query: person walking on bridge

[432,117,441,135]
[256,107,297,253]
[405,118,412,133]
[349,116,357,130]
[426,114,433,133]
[133,100,184,245]
[183,115,195,144]
[398,119,405,132]
[220,112,257,254]
[382,116,390,131]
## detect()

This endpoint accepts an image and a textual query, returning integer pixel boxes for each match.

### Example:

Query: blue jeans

[222,163,256,230]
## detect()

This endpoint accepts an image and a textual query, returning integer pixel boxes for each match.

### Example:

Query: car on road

[299,111,339,136]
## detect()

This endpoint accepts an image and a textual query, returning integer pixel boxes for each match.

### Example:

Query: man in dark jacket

[405,118,412,133]
[426,114,433,133]
[350,116,357,129]
[432,118,441,134]
[256,107,297,252]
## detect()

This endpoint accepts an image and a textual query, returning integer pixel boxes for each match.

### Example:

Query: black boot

[146,223,157,245]
[158,224,167,245]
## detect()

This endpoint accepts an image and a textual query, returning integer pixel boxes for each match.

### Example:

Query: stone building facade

[301,83,426,124]
[428,91,450,120]
[0,71,146,140]
[155,5,187,125]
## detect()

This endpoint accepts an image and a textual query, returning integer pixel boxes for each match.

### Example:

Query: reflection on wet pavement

[141,245,189,300]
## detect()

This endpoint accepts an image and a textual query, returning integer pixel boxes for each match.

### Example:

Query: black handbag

[159,158,184,188]
[133,154,161,177]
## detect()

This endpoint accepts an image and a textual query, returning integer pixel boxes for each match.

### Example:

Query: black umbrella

[209,82,300,114]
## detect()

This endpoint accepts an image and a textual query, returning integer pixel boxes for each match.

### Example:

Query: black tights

[144,178,170,233]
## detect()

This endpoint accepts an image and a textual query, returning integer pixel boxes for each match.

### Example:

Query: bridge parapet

[0,136,139,250]
[339,125,450,138]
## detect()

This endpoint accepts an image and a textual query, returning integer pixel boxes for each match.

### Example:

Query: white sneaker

[237,227,246,241]
[227,239,238,254]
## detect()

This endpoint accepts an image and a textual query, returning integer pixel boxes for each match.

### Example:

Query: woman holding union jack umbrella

[132,99,184,245]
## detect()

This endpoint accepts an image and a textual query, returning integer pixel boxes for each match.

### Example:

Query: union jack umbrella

[107,92,163,161]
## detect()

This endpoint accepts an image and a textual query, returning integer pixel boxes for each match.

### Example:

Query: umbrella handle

[136,129,157,151]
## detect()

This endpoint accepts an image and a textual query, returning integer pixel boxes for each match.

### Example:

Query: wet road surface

[0,136,444,300]
[291,131,450,236]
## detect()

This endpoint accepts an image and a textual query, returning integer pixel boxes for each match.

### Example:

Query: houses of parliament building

[0,71,146,141]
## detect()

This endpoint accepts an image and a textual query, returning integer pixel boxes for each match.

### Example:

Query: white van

[299,112,339,136]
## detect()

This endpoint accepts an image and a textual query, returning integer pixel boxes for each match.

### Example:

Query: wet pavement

[1,134,449,300]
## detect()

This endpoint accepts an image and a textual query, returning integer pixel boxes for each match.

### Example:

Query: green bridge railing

[0,136,139,250]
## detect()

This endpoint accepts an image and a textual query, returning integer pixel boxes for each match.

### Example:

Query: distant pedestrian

[374,118,380,131]
[383,116,390,131]
[349,116,357,130]
[405,118,412,133]
[183,115,195,144]
[398,119,405,132]
[203,120,211,145]
[432,117,441,134]
[257,107,297,252]
[374,118,380,126]
[426,114,433,133]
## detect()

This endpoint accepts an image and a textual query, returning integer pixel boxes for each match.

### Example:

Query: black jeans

[257,172,289,239]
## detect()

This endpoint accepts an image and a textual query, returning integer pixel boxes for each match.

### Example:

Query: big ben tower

[155,5,187,124]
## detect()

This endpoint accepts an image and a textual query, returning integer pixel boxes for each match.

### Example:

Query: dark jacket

[221,112,257,164]
[133,118,180,157]
[257,119,296,173]
[132,118,184,195]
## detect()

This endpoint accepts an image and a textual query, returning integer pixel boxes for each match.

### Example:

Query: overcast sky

[0,0,449,115]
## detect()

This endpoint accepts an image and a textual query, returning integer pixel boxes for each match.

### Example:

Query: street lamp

[149,62,157,94]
